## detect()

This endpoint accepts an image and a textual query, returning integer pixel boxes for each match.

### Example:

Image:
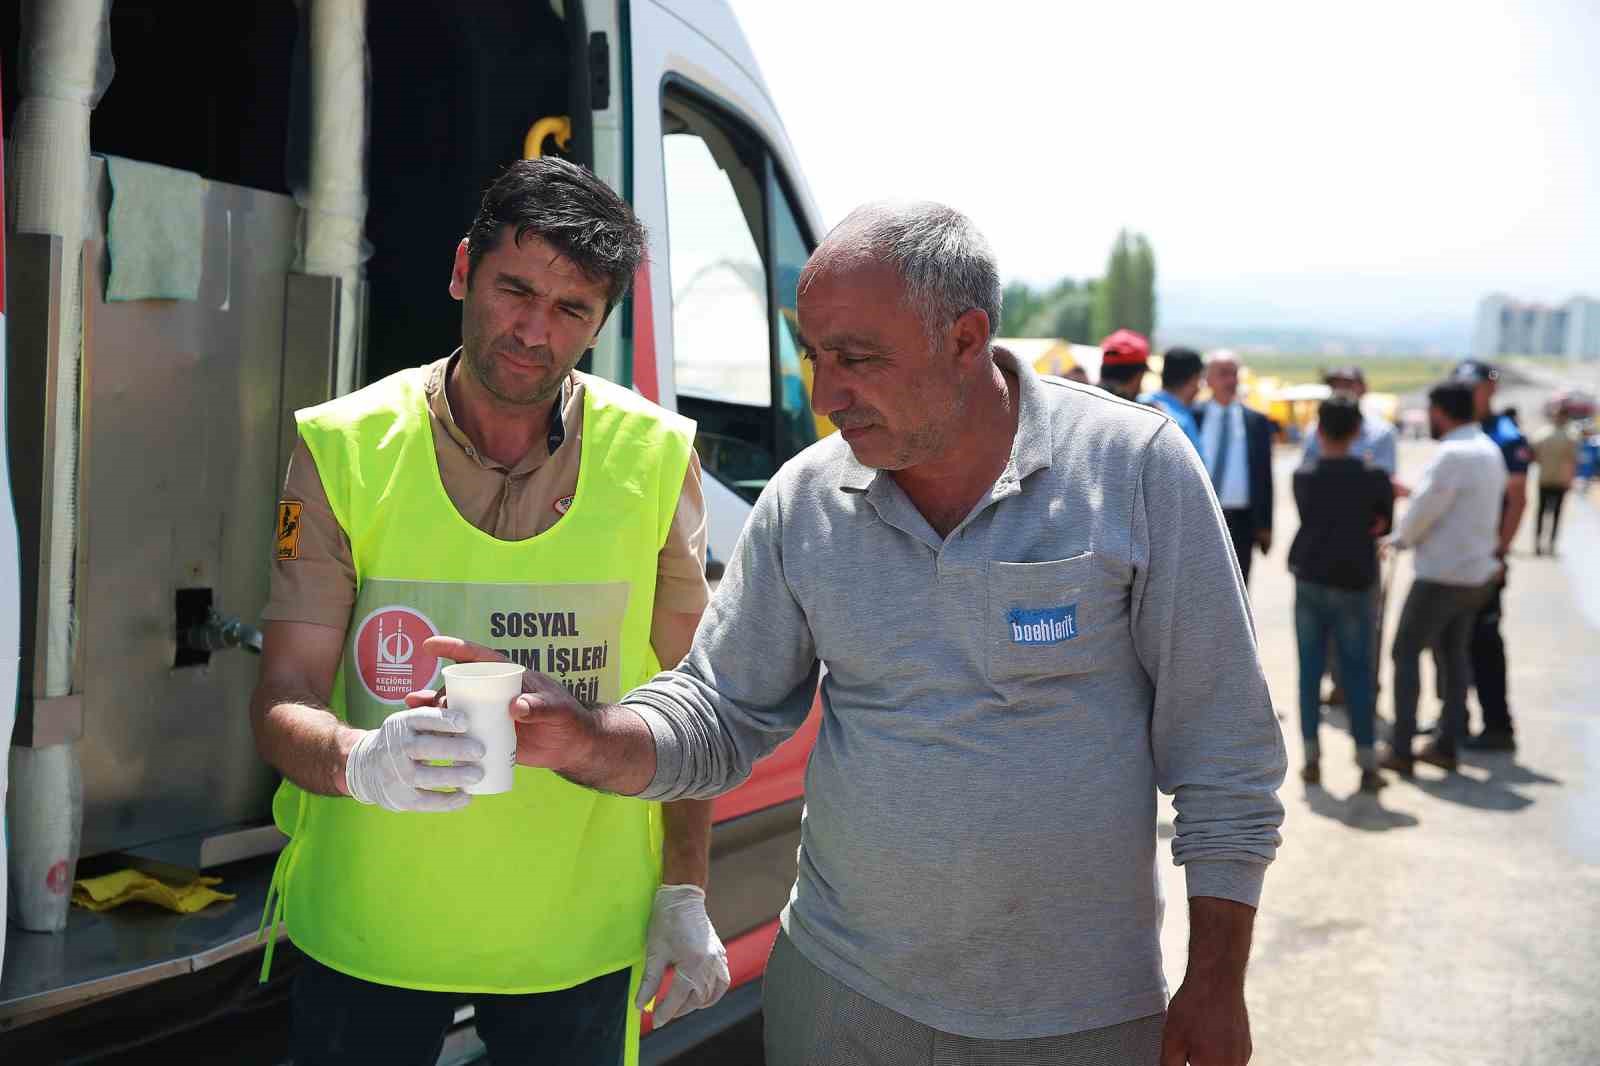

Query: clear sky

[736,1,1600,340]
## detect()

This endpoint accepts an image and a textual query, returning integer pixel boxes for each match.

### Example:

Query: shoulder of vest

[578,373,694,440]
[296,367,429,434]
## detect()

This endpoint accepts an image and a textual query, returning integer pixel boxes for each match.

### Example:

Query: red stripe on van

[631,260,657,401]
[712,693,821,823]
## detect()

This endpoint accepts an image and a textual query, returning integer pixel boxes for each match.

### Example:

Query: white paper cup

[441,662,522,795]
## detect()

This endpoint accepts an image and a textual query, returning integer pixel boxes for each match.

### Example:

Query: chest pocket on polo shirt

[986,552,1112,686]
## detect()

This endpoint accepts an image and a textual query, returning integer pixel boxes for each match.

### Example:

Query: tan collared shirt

[265,356,711,635]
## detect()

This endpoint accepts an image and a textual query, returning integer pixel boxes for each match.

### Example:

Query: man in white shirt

[1198,351,1276,585]
[1380,380,1506,774]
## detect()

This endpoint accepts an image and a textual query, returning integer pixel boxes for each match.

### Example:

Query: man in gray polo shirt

[423,203,1286,1065]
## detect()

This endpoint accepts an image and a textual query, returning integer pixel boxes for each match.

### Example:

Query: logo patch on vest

[553,494,575,516]
[1007,604,1079,645]
[353,605,442,703]
[275,501,303,560]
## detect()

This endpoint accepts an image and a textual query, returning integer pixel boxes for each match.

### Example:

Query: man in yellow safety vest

[250,157,727,1065]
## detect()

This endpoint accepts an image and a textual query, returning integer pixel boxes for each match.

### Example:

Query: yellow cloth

[72,869,236,914]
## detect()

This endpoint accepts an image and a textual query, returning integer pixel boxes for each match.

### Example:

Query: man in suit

[1198,350,1275,585]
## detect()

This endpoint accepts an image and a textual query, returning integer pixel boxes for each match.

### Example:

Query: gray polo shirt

[625,349,1287,1040]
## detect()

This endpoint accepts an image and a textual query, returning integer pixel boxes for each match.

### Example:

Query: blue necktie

[1211,406,1233,494]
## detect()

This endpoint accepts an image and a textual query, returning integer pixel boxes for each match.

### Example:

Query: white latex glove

[344,707,485,813]
[636,884,731,1025]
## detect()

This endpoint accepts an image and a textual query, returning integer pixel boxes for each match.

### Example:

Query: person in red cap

[1098,329,1150,401]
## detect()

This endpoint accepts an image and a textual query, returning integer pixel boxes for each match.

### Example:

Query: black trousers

[1469,576,1513,736]
[290,957,632,1066]
[1536,485,1568,547]
[1394,579,1493,754]
[1222,508,1257,585]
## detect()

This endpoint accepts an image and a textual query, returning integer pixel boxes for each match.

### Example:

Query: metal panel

[277,272,341,482]
[71,160,310,858]
[706,798,802,940]
[4,233,85,747]
[123,821,287,871]
[0,854,284,1026]
[12,694,84,748]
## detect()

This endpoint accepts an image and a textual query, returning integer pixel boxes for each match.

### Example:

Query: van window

[769,167,821,462]
[662,133,771,408]
[661,88,820,503]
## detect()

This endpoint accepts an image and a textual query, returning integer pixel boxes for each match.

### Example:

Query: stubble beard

[886,380,968,470]
[465,340,569,409]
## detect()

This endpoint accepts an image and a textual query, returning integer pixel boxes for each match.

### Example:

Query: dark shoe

[1359,769,1388,793]
[1378,748,1414,776]
[1464,730,1517,752]
[1326,686,1347,707]
[1416,743,1459,772]
[1300,762,1321,785]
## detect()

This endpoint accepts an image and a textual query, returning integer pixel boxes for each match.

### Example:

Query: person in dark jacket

[1197,351,1276,585]
[1289,395,1394,791]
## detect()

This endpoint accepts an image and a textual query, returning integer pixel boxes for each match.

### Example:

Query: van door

[627,1,829,556]
[626,0,828,1009]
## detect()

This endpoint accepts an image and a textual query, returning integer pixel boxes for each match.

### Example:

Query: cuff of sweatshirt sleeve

[1185,860,1266,908]
[624,700,684,802]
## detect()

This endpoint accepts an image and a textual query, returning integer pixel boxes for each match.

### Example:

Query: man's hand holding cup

[412,636,595,775]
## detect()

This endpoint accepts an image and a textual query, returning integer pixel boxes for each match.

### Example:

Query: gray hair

[803,201,1002,350]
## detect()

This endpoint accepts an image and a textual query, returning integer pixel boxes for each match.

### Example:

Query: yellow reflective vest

[263,367,692,1023]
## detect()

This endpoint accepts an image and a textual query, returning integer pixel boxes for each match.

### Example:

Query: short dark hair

[1100,363,1145,385]
[465,158,646,313]
[1161,347,1203,390]
[1317,395,1362,441]
[1428,380,1476,424]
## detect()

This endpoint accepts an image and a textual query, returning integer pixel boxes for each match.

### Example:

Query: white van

[0,3,827,1060]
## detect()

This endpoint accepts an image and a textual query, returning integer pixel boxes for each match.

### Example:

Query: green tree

[999,280,1041,336]
[999,277,1098,343]
[1091,229,1157,342]
[1130,234,1156,338]
[1027,281,1096,344]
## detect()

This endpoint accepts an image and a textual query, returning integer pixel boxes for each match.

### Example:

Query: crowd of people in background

[1069,330,1595,796]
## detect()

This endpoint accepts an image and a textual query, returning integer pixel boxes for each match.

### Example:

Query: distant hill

[1153,277,1475,354]
[1156,322,1467,357]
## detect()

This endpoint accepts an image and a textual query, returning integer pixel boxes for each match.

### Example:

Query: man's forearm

[1184,895,1257,988]
[252,687,362,798]
[661,798,714,888]
[556,704,660,797]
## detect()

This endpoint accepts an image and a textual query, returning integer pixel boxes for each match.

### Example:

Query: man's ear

[950,306,992,369]
[449,238,472,301]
